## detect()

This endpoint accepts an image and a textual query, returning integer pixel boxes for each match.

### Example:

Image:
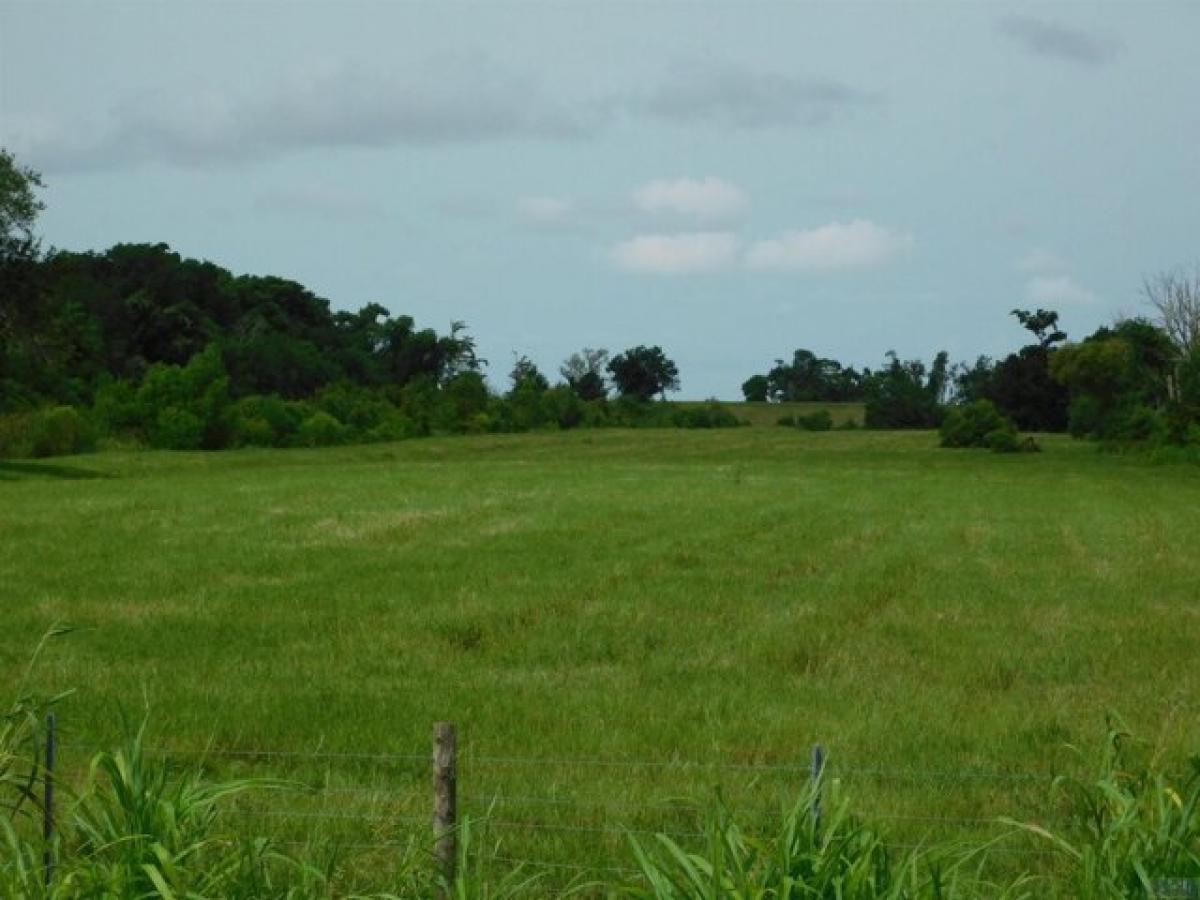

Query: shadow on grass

[0,459,111,481]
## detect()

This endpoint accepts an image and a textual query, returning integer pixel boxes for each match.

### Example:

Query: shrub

[540,385,585,430]
[297,411,350,447]
[940,400,1015,448]
[30,406,95,457]
[776,414,796,427]
[671,401,741,429]
[0,406,95,458]
[152,406,206,450]
[795,409,833,431]
[1106,403,1164,442]
[986,426,1021,453]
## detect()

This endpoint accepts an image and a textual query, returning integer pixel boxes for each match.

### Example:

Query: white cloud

[610,232,739,274]
[1016,248,1068,274]
[1026,274,1099,306]
[632,177,748,222]
[745,220,913,271]
[517,195,573,227]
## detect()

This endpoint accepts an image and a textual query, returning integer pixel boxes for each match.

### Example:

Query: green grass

[2,428,1199,889]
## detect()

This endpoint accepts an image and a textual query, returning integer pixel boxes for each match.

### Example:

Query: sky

[2,1,1198,398]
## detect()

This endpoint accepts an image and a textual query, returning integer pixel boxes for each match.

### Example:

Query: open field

[3,428,1200,887]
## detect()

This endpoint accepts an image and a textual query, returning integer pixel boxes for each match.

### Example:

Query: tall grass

[1007,722,1200,898]
[621,784,1035,900]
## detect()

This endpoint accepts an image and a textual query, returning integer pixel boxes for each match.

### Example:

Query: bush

[795,410,833,431]
[940,400,1015,448]
[986,426,1020,453]
[776,414,796,427]
[0,406,95,458]
[540,385,585,429]
[297,411,350,447]
[1107,403,1164,443]
[671,401,741,429]
[152,406,206,450]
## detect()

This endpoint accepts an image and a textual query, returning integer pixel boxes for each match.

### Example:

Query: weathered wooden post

[43,712,56,887]
[432,722,457,893]
[810,743,825,839]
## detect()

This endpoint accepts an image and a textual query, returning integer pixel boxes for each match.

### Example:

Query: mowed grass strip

[3,428,1199,878]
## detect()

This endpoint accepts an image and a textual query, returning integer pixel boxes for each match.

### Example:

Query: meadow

[3,426,1200,891]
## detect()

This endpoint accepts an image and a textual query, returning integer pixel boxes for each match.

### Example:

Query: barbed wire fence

[39,716,1103,892]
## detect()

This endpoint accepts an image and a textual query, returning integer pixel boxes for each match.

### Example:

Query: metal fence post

[433,722,457,893]
[810,743,825,839]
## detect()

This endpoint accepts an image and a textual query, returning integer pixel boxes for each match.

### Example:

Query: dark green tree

[741,374,769,402]
[607,345,680,401]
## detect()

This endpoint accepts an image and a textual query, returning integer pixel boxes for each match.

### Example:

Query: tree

[560,348,609,401]
[741,374,769,402]
[1144,267,1200,359]
[863,351,945,428]
[0,149,47,401]
[764,349,867,402]
[0,148,44,253]
[508,354,549,394]
[607,345,680,401]
[1011,308,1067,348]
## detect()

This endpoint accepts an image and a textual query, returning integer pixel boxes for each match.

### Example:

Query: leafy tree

[560,348,609,401]
[863,352,945,428]
[959,310,1069,432]
[607,345,680,401]
[0,148,44,250]
[1012,308,1067,348]
[508,354,549,394]
[765,349,866,402]
[741,374,769,402]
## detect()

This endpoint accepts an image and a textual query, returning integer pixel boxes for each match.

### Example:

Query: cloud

[254,185,386,221]
[4,54,593,172]
[635,58,877,128]
[632,177,748,222]
[1016,248,1068,274]
[745,220,913,271]
[610,232,739,274]
[1025,274,1099,306]
[517,195,574,228]
[997,16,1120,66]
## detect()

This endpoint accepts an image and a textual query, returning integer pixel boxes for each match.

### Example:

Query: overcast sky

[2,1,1198,397]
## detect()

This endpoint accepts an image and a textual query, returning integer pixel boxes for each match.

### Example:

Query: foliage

[622,787,993,899]
[1052,320,1179,443]
[863,352,946,429]
[608,346,680,401]
[741,374,769,402]
[1009,722,1200,899]
[762,349,869,403]
[560,348,609,401]
[670,400,741,429]
[0,407,94,459]
[940,400,1015,449]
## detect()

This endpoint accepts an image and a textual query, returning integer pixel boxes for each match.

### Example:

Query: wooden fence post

[43,711,56,887]
[810,743,825,839]
[432,722,457,892]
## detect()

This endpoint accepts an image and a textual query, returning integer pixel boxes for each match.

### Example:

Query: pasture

[2,428,1199,887]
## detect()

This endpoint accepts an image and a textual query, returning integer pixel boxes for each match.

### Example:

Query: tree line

[745,294,1200,450]
[2,146,1198,458]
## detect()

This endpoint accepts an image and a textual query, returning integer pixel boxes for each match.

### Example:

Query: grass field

[3,428,1199,888]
